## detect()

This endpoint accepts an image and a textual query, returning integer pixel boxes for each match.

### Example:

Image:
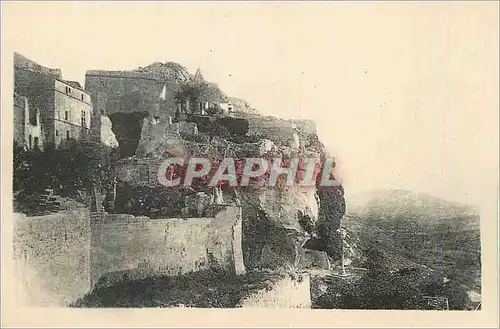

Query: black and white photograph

[1,1,498,327]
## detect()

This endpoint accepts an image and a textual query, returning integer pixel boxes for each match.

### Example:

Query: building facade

[14,53,93,147]
[53,79,92,145]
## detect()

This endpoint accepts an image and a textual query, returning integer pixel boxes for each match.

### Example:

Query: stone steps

[16,188,86,216]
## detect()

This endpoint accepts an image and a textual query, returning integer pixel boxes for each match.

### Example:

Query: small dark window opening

[81,94,84,101]
[56,130,59,137]
[28,135,32,149]
[65,111,69,121]
[81,111,86,127]
[66,130,70,140]
[29,109,38,126]
[33,137,39,149]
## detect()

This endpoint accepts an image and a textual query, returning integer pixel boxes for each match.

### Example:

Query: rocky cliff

[91,60,345,272]
[112,110,345,271]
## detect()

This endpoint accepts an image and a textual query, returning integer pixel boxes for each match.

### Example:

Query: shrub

[13,141,118,207]
[216,117,249,136]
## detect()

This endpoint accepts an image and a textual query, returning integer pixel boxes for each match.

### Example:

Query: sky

[3,2,498,207]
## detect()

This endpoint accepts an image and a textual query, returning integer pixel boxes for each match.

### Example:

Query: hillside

[343,190,481,293]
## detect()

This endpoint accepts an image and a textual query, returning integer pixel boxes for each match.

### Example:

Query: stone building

[84,61,191,119]
[14,53,93,147]
[13,92,43,150]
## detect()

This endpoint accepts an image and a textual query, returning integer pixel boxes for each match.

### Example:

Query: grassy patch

[71,269,287,308]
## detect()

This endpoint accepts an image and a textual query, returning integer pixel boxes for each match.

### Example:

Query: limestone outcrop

[114,112,345,272]
[94,59,346,273]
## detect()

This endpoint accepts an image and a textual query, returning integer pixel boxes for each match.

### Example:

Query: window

[28,135,32,149]
[66,130,70,140]
[65,111,69,121]
[81,94,84,102]
[81,110,86,127]
[34,137,39,149]
[56,130,59,137]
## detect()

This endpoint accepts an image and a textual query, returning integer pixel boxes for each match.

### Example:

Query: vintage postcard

[1,1,499,328]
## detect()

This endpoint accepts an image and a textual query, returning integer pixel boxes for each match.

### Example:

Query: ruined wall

[13,93,27,147]
[13,209,91,306]
[14,66,56,143]
[238,273,312,308]
[99,115,119,148]
[14,52,62,78]
[90,206,245,288]
[247,116,296,144]
[108,111,150,158]
[247,116,317,144]
[85,71,180,117]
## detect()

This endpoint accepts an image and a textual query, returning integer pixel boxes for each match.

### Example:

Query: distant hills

[343,189,481,293]
[346,189,479,226]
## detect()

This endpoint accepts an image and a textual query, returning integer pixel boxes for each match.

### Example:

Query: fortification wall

[247,116,317,144]
[13,209,91,306]
[85,71,180,116]
[90,206,245,288]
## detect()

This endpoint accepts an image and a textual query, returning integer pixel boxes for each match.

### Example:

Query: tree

[13,140,118,210]
[338,267,427,309]
[174,68,210,114]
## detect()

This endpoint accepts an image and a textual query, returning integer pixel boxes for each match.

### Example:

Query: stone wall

[12,205,246,306]
[247,116,296,144]
[247,116,317,145]
[12,93,44,150]
[13,209,91,306]
[237,272,312,308]
[14,52,62,78]
[13,93,27,147]
[85,70,180,117]
[14,65,56,143]
[90,206,245,288]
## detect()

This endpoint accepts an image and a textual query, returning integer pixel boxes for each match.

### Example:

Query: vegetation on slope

[13,141,117,213]
[71,269,287,308]
[312,190,481,310]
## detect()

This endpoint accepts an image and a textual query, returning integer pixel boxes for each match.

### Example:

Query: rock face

[98,61,346,273]
[240,184,319,270]
[228,97,258,117]
[121,113,344,271]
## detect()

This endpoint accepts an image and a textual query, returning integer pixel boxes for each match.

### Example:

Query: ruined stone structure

[84,61,195,119]
[247,115,317,147]
[14,53,93,147]
[13,205,245,306]
[13,92,44,150]
[91,206,245,288]
[85,70,179,118]
[13,209,92,306]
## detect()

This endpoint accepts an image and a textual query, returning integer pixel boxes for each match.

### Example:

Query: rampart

[12,206,245,306]
[90,206,245,288]
[13,209,91,306]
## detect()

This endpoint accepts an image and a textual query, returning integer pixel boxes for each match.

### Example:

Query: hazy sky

[3,2,498,206]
